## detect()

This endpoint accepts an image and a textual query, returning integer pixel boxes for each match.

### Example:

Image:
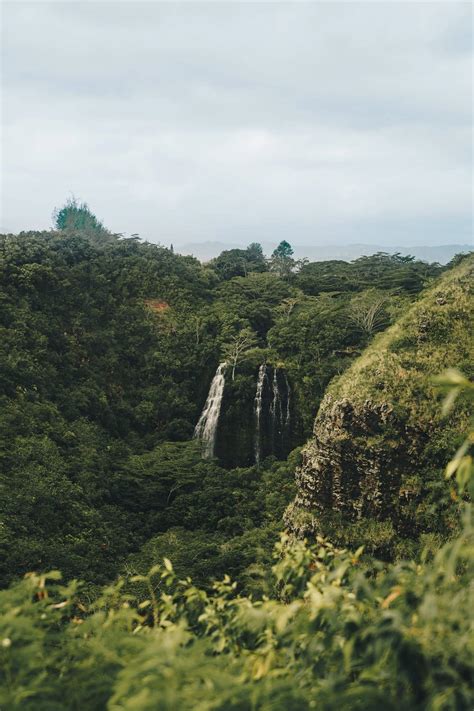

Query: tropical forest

[0,201,473,710]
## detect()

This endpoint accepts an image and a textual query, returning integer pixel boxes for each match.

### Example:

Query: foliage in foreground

[0,517,472,711]
[1,371,472,710]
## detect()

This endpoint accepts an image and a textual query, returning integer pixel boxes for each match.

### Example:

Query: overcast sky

[1,1,472,248]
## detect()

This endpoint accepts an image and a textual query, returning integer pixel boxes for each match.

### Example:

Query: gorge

[0,221,471,710]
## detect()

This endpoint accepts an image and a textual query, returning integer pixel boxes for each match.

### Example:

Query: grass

[326,254,473,431]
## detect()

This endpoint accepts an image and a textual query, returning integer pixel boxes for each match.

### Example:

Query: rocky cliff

[285,255,473,555]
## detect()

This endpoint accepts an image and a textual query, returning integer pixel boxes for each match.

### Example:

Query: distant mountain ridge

[175,241,472,265]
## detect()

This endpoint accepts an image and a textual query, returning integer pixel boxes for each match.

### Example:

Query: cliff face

[211,364,294,468]
[285,256,473,553]
[291,398,401,523]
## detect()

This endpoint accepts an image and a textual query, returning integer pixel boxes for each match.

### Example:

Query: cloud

[1,1,472,247]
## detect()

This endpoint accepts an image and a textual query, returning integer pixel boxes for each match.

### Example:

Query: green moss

[316,512,397,559]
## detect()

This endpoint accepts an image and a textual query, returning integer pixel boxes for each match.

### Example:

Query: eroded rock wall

[285,255,474,547]
[285,397,403,536]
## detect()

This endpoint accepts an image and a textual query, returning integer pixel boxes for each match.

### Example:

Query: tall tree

[270,241,295,279]
[211,243,267,280]
[53,197,104,230]
[221,328,257,380]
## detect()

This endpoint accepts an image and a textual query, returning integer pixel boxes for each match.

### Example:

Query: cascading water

[284,373,291,428]
[270,368,282,434]
[254,364,267,465]
[196,362,291,466]
[194,362,227,459]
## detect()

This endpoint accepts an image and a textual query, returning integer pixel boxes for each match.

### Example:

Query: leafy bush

[1,515,472,710]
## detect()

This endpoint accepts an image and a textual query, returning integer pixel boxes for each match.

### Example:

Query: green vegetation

[329,254,473,409]
[0,416,472,709]
[286,254,473,557]
[209,243,267,280]
[0,202,472,708]
[53,197,115,244]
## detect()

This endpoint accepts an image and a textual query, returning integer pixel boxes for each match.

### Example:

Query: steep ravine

[285,255,474,553]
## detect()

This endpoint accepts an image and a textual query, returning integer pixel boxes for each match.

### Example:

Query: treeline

[210,239,440,294]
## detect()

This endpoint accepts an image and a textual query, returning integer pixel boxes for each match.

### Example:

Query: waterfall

[254,364,267,465]
[284,373,291,428]
[194,363,226,459]
[270,368,282,433]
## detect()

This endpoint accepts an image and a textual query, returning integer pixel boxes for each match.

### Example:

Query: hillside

[285,254,473,556]
[0,221,467,589]
[3,1,473,704]
[0,220,472,710]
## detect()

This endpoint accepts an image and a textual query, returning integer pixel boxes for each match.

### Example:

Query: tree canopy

[1,204,470,709]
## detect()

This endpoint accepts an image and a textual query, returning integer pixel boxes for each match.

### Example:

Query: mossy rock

[286,255,473,552]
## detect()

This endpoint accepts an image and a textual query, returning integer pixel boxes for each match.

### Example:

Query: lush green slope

[1,218,445,588]
[0,211,472,709]
[0,230,220,586]
[1,472,472,711]
[286,254,473,556]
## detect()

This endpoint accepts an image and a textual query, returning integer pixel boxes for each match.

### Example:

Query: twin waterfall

[195,362,291,465]
[256,366,291,466]
[193,362,227,459]
[254,364,267,465]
